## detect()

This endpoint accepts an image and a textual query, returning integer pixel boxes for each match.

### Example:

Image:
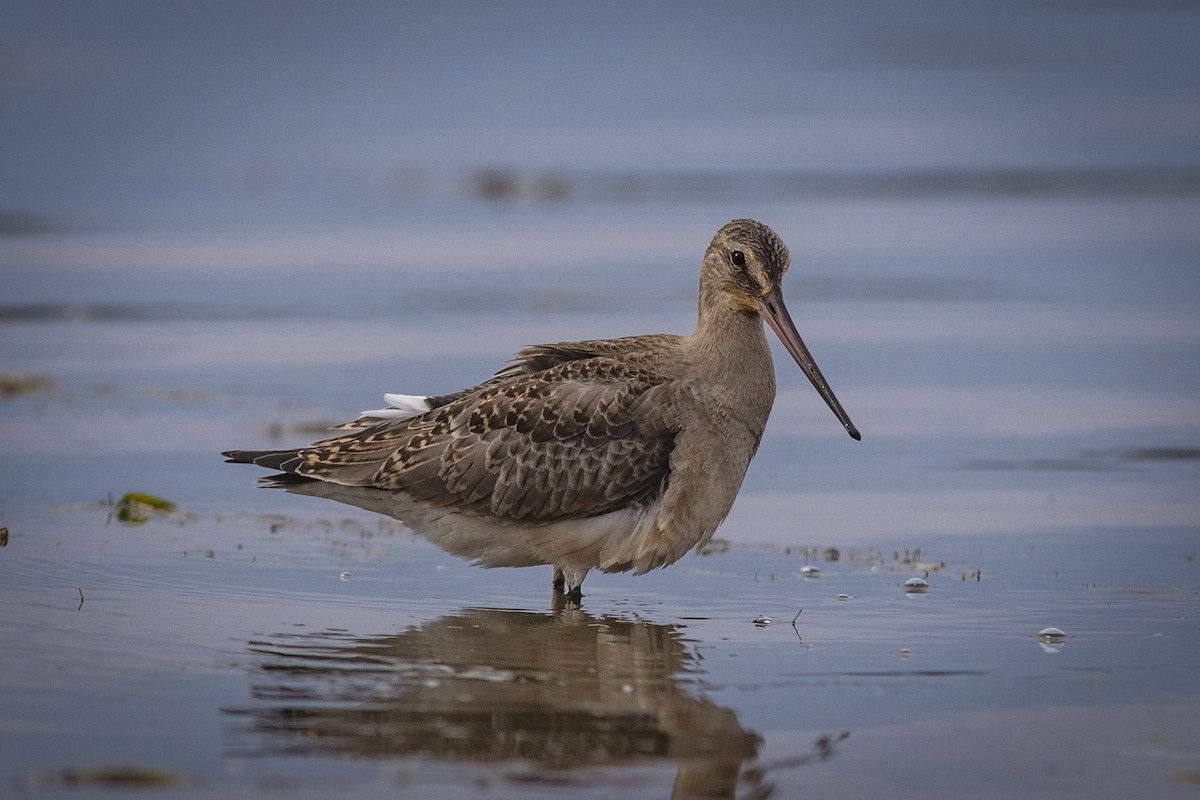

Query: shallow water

[2,496,1199,798]
[3,3,1200,798]
[3,196,1199,797]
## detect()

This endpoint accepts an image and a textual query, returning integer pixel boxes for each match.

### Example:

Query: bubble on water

[1036,627,1068,653]
[1037,627,1067,642]
[801,565,820,578]
[903,577,929,593]
[753,615,772,627]
[835,593,851,601]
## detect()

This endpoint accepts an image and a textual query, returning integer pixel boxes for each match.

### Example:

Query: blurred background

[4,1,1199,224]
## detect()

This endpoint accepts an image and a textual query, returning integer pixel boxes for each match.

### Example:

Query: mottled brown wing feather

[288,351,679,522]
[491,334,680,382]
[332,334,680,430]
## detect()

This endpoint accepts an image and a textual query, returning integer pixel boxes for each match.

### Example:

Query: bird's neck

[686,285,777,419]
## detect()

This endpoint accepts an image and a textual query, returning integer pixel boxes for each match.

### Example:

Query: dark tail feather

[259,472,314,487]
[222,449,301,470]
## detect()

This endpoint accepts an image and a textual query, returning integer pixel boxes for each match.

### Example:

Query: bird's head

[704,218,860,441]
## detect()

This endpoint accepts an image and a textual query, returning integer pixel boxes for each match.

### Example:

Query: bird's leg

[558,567,587,601]
[552,565,587,598]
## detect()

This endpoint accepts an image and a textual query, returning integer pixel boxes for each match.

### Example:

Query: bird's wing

[332,334,680,430]
[279,356,679,522]
[496,334,680,381]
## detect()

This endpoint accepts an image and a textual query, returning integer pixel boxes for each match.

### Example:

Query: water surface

[3,3,1200,798]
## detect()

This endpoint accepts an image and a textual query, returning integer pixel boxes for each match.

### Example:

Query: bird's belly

[386,496,660,574]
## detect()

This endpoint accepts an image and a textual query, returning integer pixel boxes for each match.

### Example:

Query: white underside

[389,496,660,579]
[283,478,662,591]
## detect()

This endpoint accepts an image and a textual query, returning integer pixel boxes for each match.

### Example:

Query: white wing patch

[359,393,432,421]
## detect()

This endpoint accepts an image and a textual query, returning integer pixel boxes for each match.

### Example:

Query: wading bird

[224,219,860,598]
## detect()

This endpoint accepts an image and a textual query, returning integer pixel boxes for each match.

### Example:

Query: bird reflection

[225,606,760,798]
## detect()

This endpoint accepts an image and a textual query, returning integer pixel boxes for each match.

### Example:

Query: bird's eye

[730,250,746,269]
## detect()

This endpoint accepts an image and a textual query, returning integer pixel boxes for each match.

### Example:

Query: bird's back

[226,334,690,524]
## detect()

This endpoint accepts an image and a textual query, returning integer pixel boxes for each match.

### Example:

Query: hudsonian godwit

[224,219,860,598]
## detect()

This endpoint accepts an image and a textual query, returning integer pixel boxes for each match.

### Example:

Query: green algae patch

[113,492,178,525]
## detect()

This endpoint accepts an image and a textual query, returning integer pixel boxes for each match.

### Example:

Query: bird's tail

[221,448,302,470]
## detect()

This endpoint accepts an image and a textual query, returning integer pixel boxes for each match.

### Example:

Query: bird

[224,218,860,599]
